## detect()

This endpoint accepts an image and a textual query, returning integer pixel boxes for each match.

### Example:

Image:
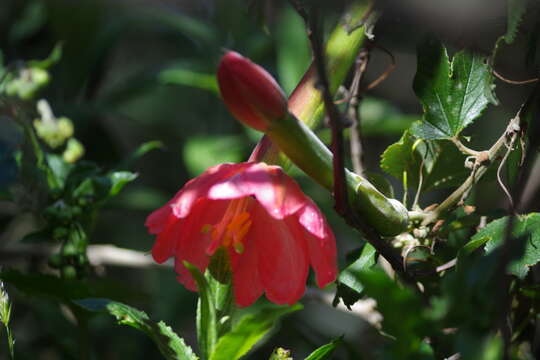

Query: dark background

[1,0,539,359]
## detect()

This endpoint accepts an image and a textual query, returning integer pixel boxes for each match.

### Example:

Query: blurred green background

[1,0,539,359]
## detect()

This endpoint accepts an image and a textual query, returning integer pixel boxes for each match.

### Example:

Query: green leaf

[108,171,138,196]
[469,213,540,279]
[75,298,198,360]
[334,243,376,308]
[304,337,342,360]
[412,41,497,140]
[275,6,310,95]
[505,0,527,44]
[8,0,47,42]
[119,140,163,170]
[28,43,63,69]
[185,262,217,360]
[210,304,302,360]
[359,97,418,136]
[380,130,468,191]
[357,269,432,359]
[183,135,245,177]
[158,68,218,93]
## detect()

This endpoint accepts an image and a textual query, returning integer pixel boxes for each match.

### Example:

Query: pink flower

[145,162,337,307]
[217,51,288,131]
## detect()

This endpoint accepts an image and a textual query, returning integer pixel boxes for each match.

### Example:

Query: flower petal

[170,199,230,291]
[170,163,252,219]
[145,203,174,235]
[229,236,264,308]
[151,218,180,264]
[249,204,309,305]
[209,162,307,220]
[297,202,337,287]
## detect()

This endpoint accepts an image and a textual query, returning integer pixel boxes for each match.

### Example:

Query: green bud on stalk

[217,52,408,236]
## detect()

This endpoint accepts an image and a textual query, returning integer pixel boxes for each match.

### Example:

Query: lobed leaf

[412,41,497,140]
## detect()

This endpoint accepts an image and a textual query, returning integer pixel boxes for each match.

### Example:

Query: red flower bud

[217,51,288,131]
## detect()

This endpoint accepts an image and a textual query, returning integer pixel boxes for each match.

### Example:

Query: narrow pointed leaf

[185,262,217,360]
[304,337,342,360]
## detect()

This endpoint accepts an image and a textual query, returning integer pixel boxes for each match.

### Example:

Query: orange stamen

[205,199,252,253]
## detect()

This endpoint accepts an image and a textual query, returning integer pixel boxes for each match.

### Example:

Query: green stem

[251,2,368,167]
[267,113,408,236]
[420,115,521,226]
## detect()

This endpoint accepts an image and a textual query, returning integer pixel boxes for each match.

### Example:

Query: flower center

[205,198,252,254]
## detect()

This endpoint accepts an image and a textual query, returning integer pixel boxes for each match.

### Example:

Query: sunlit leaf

[304,337,342,360]
[185,262,217,360]
[210,303,302,360]
[412,41,497,140]
[380,130,468,191]
[334,243,376,308]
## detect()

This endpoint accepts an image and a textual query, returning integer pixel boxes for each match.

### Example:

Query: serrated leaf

[185,262,217,360]
[505,0,527,44]
[469,213,540,278]
[412,41,497,140]
[380,130,468,191]
[304,337,342,360]
[210,304,302,360]
[334,243,376,308]
[75,298,198,360]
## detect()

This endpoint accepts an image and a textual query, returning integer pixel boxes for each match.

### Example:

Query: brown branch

[304,7,350,217]
[291,4,428,298]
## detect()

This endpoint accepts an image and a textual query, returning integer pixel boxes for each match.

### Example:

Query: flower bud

[217,51,288,131]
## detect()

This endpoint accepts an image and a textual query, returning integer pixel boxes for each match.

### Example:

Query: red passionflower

[145,162,337,307]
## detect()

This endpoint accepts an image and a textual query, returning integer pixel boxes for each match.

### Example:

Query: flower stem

[266,112,408,236]
[251,2,369,168]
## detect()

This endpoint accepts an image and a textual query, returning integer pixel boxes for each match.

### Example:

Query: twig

[0,244,168,268]
[295,4,426,296]
[420,114,522,226]
[347,49,370,174]
[450,137,483,157]
[493,69,539,85]
[494,84,540,360]
[365,44,396,91]
[436,258,457,273]
[304,7,350,216]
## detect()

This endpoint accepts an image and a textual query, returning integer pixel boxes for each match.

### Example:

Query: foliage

[1,1,539,360]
